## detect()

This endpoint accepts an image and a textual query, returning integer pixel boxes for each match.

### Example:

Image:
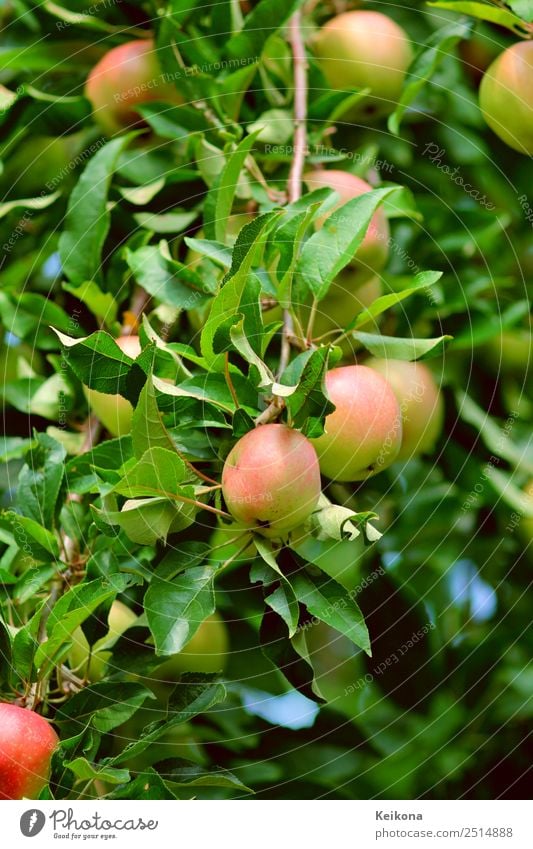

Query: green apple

[69,600,137,682]
[479,42,533,155]
[152,613,229,679]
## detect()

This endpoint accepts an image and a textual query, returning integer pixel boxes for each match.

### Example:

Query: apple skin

[304,271,382,354]
[313,11,413,118]
[0,704,59,800]
[304,170,389,281]
[152,613,229,679]
[485,330,532,380]
[85,39,183,135]
[69,600,137,682]
[479,42,533,155]
[311,365,402,481]
[305,622,363,712]
[367,358,444,460]
[84,335,141,437]
[222,424,322,538]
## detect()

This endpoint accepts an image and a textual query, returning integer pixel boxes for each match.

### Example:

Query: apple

[485,330,532,380]
[69,600,137,682]
[0,703,58,800]
[85,39,183,136]
[152,613,229,679]
[367,358,444,460]
[84,334,141,437]
[311,365,402,481]
[305,622,364,712]
[222,424,322,538]
[302,271,382,353]
[479,41,533,155]
[304,170,390,280]
[313,11,413,118]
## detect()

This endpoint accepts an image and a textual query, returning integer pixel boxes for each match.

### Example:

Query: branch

[287,10,308,205]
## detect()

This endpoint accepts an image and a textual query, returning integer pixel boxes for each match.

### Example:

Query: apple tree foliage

[0,0,531,800]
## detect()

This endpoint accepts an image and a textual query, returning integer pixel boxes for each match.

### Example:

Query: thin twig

[287,11,309,206]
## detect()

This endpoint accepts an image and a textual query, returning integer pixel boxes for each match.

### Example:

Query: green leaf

[226,0,305,59]
[507,0,533,22]
[427,2,529,32]
[456,391,533,475]
[145,565,218,657]
[35,576,130,673]
[0,191,60,218]
[166,763,252,793]
[111,447,190,500]
[66,758,130,785]
[284,347,335,437]
[59,134,134,285]
[108,769,178,800]
[349,271,443,330]
[291,569,371,655]
[1,512,60,560]
[110,678,226,766]
[55,682,154,736]
[52,329,148,404]
[126,242,212,310]
[204,131,262,242]
[352,331,452,361]
[94,496,195,545]
[131,376,177,460]
[17,432,66,528]
[296,188,400,299]
[388,19,474,135]
[14,564,58,604]
[254,537,299,637]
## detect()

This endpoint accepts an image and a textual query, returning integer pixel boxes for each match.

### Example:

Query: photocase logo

[20,809,46,838]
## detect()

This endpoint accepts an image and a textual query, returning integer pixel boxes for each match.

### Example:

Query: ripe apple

[69,600,137,682]
[152,613,229,679]
[367,358,444,460]
[311,365,402,481]
[304,170,390,280]
[313,11,413,118]
[222,424,322,538]
[85,39,183,135]
[84,334,141,437]
[0,703,58,800]
[479,41,533,154]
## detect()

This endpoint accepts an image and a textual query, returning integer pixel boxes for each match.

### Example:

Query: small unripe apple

[85,39,183,135]
[0,703,59,800]
[84,335,141,437]
[304,170,390,280]
[311,365,402,481]
[305,622,364,711]
[367,358,444,460]
[479,41,533,154]
[485,330,532,380]
[69,600,137,682]
[222,424,322,538]
[313,11,413,118]
[152,613,229,679]
[304,272,382,352]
